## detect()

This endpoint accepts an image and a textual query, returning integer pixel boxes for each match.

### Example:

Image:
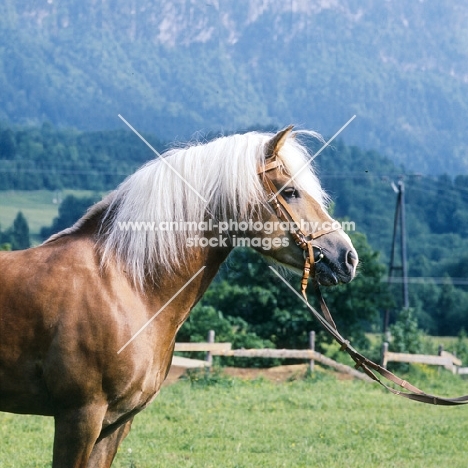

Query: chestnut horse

[0,127,357,467]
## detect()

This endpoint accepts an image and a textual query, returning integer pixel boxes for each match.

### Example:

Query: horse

[0,126,358,467]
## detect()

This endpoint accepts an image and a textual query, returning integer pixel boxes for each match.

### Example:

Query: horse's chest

[106,353,169,419]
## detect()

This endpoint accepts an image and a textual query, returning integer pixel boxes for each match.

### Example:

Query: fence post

[438,344,443,356]
[309,331,315,372]
[381,342,389,369]
[206,330,215,369]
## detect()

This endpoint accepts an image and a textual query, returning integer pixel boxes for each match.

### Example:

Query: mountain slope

[1,0,468,173]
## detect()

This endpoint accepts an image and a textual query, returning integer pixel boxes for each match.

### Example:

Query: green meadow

[0,190,99,241]
[1,368,468,467]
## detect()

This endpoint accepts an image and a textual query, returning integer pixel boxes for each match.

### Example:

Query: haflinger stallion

[0,127,357,467]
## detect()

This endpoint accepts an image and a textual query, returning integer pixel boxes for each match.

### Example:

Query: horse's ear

[265,125,294,160]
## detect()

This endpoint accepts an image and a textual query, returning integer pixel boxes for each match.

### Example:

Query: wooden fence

[172,334,468,380]
[172,338,232,368]
[381,342,463,374]
[172,331,372,382]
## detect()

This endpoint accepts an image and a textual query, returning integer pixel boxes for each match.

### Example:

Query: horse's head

[247,126,358,287]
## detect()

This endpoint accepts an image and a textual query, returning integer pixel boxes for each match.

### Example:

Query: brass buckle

[303,244,324,263]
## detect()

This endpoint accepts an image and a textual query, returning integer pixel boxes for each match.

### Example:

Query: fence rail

[171,331,372,382]
[212,348,372,381]
[381,342,463,374]
[174,343,232,352]
[172,335,468,380]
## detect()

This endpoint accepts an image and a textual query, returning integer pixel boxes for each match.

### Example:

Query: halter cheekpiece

[257,134,468,405]
[257,157,340,303]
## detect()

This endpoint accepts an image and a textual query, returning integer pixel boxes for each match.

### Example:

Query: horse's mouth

[268,257,353,288]
[315,261,354,286]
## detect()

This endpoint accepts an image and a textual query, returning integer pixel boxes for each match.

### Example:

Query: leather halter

[259,156,468,406]
[258,158,340,305]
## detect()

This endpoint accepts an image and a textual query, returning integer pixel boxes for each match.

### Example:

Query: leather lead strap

[312,279,337,330]
[293,277,468,406]
[260,157,468,406]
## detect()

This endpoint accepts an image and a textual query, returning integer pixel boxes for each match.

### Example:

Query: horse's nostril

[347,250,358,268]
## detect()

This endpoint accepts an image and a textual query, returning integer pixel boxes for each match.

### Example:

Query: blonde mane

[75,130,326,287]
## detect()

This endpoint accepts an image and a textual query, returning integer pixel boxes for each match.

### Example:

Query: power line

[385,276,468,286]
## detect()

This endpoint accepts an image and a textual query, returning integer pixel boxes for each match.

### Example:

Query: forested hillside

[1,1,468,173]
[1,124,467,337]
[316,141,468,334]
[0,123,164,190]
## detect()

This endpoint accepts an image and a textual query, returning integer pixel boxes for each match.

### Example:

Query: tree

[40,195,98,239]
[0,223,10,248]
[388,307,425,372]
[0,129,16,159]
[435,278,468,336]
[389,308,424,354]
[179,232,390,353]
[11,211,30,250]
[177,305,276,367]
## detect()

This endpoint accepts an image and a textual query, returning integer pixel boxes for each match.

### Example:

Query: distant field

[1,368,468,467]
[366,333,460,353]
[0,190,101,240]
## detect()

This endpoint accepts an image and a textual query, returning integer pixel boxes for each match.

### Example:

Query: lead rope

[301,243,338,330]
[305,290,468,405]
[261,164,468,406]
[275,263,468,406]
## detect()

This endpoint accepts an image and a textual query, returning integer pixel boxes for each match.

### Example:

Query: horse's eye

[282,187,298,199]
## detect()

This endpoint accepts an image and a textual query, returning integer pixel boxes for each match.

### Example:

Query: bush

[389,308,424,355]
[452,329,468,366]
[176,305,278,368]
[388,308,425,372]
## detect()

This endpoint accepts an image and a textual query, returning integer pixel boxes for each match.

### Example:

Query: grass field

[1,367,468,467]
[1,192,467,466]
[0,190,100,240]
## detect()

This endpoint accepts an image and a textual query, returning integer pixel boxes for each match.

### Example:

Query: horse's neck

[44,192,231,316]
[147,245,231,304]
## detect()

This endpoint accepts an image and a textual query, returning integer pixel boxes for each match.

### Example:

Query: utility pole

[384,180,409,334]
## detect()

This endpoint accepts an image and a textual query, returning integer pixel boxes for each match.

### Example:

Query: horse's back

[0,238,102,329]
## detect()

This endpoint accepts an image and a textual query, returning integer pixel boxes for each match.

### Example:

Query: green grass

[0,190,101,240]
[1,368,468,467]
